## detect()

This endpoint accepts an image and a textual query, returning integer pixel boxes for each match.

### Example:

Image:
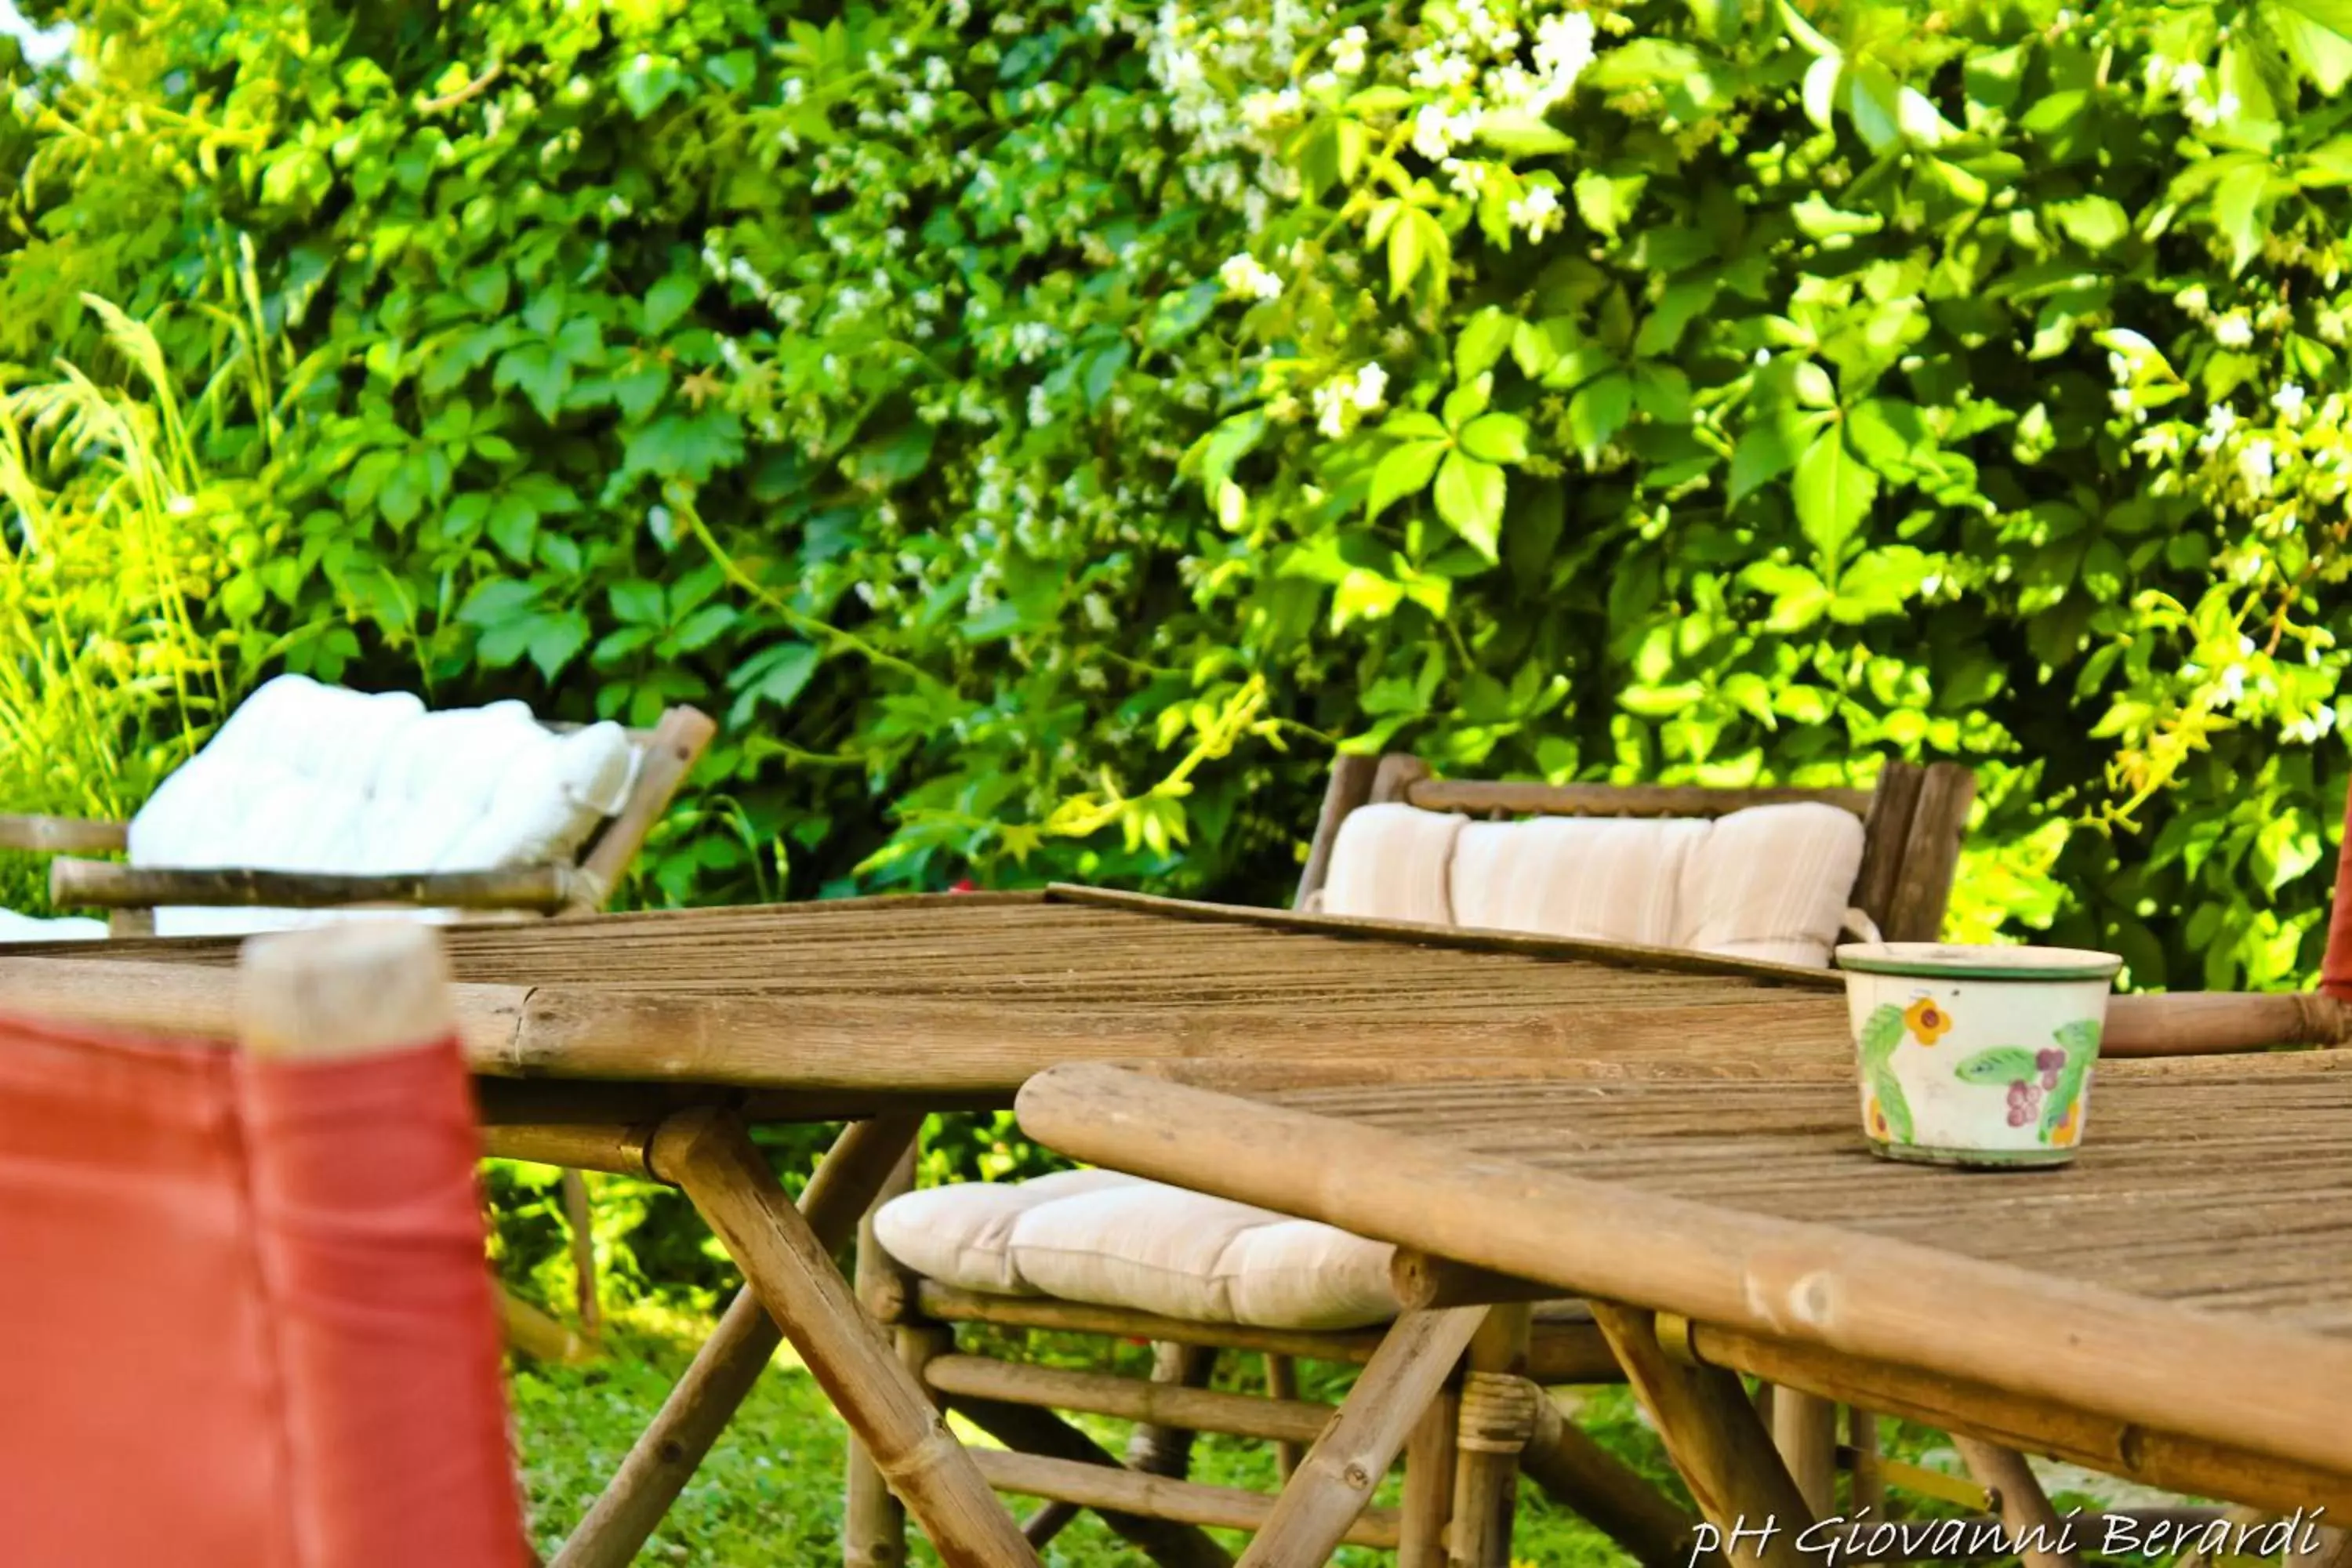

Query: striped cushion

[1323,799,1863,967]
[1317,802,1465,924]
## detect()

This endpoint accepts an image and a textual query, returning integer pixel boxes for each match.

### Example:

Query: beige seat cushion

[872,1168,1137,1297]
[1317,803,1465,925]
[1446,802,1863,968]
[874,1174,1400,1330]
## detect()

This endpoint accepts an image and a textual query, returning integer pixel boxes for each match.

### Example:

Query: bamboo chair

[848,750,1976,1568]
[1,921,528,1566]
[0,674,718,1352]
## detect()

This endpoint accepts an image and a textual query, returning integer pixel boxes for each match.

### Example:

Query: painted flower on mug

[2050,1100,2082,1146]
[1867,1096,1889,1140]
[1904,996,1955,1045]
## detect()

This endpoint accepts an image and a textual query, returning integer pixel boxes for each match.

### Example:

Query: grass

[510,1308,2160,1567]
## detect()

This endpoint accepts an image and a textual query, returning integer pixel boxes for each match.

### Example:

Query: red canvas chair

[0,922,527,1568]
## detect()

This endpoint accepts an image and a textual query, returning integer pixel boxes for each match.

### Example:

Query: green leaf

[1567,373,1634,459]
[1457,412,1529,464]
[610,581,666,625]
[528,611,592,682]
[1455,308,1519,381]
[1952,1047,2039,1085]
[1367,440,1448,521]
[1432,452,1506,560]
[1802,56,1842,130]
[726,642,821,726]
[2211,174,2275,274]
[487,491,541,563]
[1443,374,1494,428]
[2049,195,2130,252]
[643,274,702,336]
[1475,111,1575,155]
[1793,426,1877,563]
[1573,171,1647,238]
[622,411,746,483]
[1634,278,1719,359]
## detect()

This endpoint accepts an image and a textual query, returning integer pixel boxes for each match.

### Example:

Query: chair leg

[1266,1354,1304,1480]
[561,1169,601,1342]
[1847,1407,1884,1510]
[1237,1307,1487,1568]
[1770,1388,1838,1515]
[1399,1392,1457,1568]
[1590,1302,1815,1568]
[1449,1306,1532,1568]
[847,1149,920,1568]
[1519,1389,1697,1568]
[1025,1341,1217,1553]
[1952,1439,2081,1568]
[953,1396,1234,1568]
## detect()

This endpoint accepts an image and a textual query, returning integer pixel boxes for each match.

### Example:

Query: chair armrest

[48,859,590,914]
[0,815,129,854]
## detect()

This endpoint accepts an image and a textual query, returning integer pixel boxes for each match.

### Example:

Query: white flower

[1413,103,1465,161]
[2199,404,2238,453]
[1533,12,1597,82]
[1352,361,1389,411]
[2284,702,2336,744]
[2216,664,2248,704]
[1242,86,1302,128]
[2212,311,2254,349]
[1330,24,1368,78]
[2273,383,2309,423]
[2109,387,2136,416]
[1508,183,1564,241]
[2168,60,2206,96]
[1218,252,1283,303]
[1442,158,1489,197]
[1311,364,1388,437]
[2238,438,2276,492]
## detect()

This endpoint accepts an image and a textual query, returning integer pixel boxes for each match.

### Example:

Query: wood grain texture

[51,858,588,913]
[1015,1063,2352,1488]
[0,811,127,852]
[1403,780,1875,820]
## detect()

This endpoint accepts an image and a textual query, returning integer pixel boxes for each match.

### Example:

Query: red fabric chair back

[0,1012,525,1568]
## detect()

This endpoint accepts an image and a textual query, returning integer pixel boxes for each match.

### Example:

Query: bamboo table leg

[1953,1439,2081,1568]
[554,1114,923,1568]
[1236,1307,1487,1568]
[657,1106,1042,1568]
[1520,1392,1698,1568]
[1591,1303,1815,1568]
[1450,1305,1532,1568]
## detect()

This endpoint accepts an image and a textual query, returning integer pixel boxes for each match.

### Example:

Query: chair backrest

[1294,753,1974,964]
[0,923,524,1566]
[118,675,715,935]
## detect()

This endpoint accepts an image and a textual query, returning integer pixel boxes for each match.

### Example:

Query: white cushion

[1678,803,1866,967]
[1445,802,1863,968]
[0,909,106,942]
[873,1169,1138,1297]
[874,1174,1399,1330]
[120,675,637,938]
[1318,803,1465,925]
[1449,815,1710,946]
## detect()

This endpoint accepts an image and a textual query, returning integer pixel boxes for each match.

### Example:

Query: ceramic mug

[1835,942,2124,1168]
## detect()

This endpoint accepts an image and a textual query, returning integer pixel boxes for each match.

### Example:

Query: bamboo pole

[481,1122,656,1178]
[1592,1303,1814,1568]
[913,1282,1391,1363]
[562,1171,601,1342]
[847,1145,920,1568]
[553,1114,923,1568]
[1686,1321,2352,1514]
[1236,1308,1486,1568]
[1398,1392,1457,1568]
[1450,1306,1531,1568]
[968,1446,1403,1550]
[1953,1439,2080,1568]
[1519,1390,1699,1568]
[53,858,588,913]
[950,1396,1233,1568]
[499,1286,604,1367]
[1848,1409,1885,1509]
[1266,1354,1305,1480]
[1016,1064,2352,1481]
[1772,1390,1838,1516]
[923,1355,1333,1446]
[653,1107,1039,1568]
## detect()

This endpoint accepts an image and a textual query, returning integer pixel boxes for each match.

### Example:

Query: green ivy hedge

[7,0,2352,992]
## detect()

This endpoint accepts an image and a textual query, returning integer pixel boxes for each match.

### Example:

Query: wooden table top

[0,887,1860,1092]
[1015,1055,2352,1488]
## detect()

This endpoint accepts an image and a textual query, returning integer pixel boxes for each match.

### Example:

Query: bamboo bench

[851,750,1975,1567]
[1,673,717,1352]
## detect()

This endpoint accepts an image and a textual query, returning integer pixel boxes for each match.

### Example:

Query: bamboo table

[2,887,2339,1567]
[1015,1054,2352,1567]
